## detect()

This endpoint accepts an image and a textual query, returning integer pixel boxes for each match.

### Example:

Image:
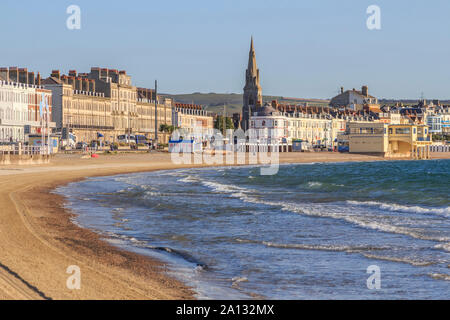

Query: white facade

[426,114,442,134]
[249,115,288,144]
[0,80,52,143]
[172,107,214,139]
[250,112,349,147]
[287,114,333,146]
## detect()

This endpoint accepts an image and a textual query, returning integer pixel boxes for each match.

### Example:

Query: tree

[214,116,234,132]
[160,124,177,134]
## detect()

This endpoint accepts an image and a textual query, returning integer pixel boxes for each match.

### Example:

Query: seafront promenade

[0,152,448,300]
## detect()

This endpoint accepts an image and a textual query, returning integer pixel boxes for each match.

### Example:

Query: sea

[56,159,450,299]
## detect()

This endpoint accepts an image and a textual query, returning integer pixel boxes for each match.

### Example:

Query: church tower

[242,37,262,131]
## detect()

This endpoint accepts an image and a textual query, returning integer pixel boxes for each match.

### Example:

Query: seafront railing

[0,145,47,155]
[430,145,450,153]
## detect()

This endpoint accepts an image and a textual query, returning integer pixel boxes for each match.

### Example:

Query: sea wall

[0,154,51,165]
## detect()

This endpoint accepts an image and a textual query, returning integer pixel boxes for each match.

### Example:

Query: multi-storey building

[43,71,112,142]
[137,88,173,144]
[348,122,432,158]
[249,100,375,148]
[172,103,214,139]
[0,67,54,143]
[330,86,379,111]
[249,103,288,145]
[436,106,450,135]
[42,67,173,143]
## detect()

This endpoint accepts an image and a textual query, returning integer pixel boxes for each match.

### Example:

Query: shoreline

[0,152,449,299]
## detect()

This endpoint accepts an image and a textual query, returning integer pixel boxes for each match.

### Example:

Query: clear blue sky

[1,0,450,99]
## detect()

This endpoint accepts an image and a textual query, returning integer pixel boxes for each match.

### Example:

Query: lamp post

[154,80,158,149]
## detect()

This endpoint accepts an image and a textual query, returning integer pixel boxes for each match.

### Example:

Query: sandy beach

[0,151,449,300]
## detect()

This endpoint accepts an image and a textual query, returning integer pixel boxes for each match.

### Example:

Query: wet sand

[0,151,448,299]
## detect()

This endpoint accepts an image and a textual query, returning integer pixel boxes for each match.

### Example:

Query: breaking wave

[347,200,450,217]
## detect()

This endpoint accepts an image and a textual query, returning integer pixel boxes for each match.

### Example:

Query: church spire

[248,36,258,77]
[242,36,263,131]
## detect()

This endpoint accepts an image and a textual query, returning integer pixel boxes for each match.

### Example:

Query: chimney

[68,76,75,87]
[27,72,35,85]
[271,100,278,108]
[36,72,41,86]
[82,79,89,92]
[90,67,101,79]
[75,77,82,91]
[68,70,77,77]
[89,79,95,92]
[18,68,28,84]
[362,85,368,97]
[108,69,118,83]
[61,75,69,84]
[0,68,9,82]
[51,70,61,80]
[340,87,344,94]
[9,67,19,82]
[100,68,108,78]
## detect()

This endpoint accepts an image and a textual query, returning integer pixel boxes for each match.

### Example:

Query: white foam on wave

[362,253,436,267]
[307,181,322,188]
[347,200,450,217]
[434,243,450,252]
[237,238,439,268]
[261,241,388,253]
[429,273,450,281]
[199,178,450,244]
[178,175,199,183]
[278,202,450,243]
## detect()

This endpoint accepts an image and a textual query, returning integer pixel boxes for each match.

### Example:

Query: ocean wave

[278,202,450,243]
[307,181,323,188]
[236,239,439,267]
[362,253,436,267]
[261,241,388,253]
[198,179,449,243]
[178,175,199,183]
[429,273,450,281]
[434,243,450,252]
[236,238,390,253]
[104,231,207,268]
[347,200,450,217]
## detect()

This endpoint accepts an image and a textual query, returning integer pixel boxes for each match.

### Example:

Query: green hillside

[161,93,329,115]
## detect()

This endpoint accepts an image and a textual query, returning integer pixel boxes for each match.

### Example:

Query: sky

[1,0,450,100]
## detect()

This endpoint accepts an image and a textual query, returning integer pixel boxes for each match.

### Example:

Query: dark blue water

[56,160,450,299]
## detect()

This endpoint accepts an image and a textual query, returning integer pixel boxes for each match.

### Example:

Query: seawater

[56,159,450,299]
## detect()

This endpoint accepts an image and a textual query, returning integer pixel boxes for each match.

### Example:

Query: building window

[395,128,411,135]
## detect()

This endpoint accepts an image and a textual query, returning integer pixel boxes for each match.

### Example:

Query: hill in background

[161,93,450,115]
[161,92,330,115]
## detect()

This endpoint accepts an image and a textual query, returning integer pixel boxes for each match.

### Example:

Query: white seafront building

[172,103,214,139]
[249,102,375,148]
[0,79,54,143]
